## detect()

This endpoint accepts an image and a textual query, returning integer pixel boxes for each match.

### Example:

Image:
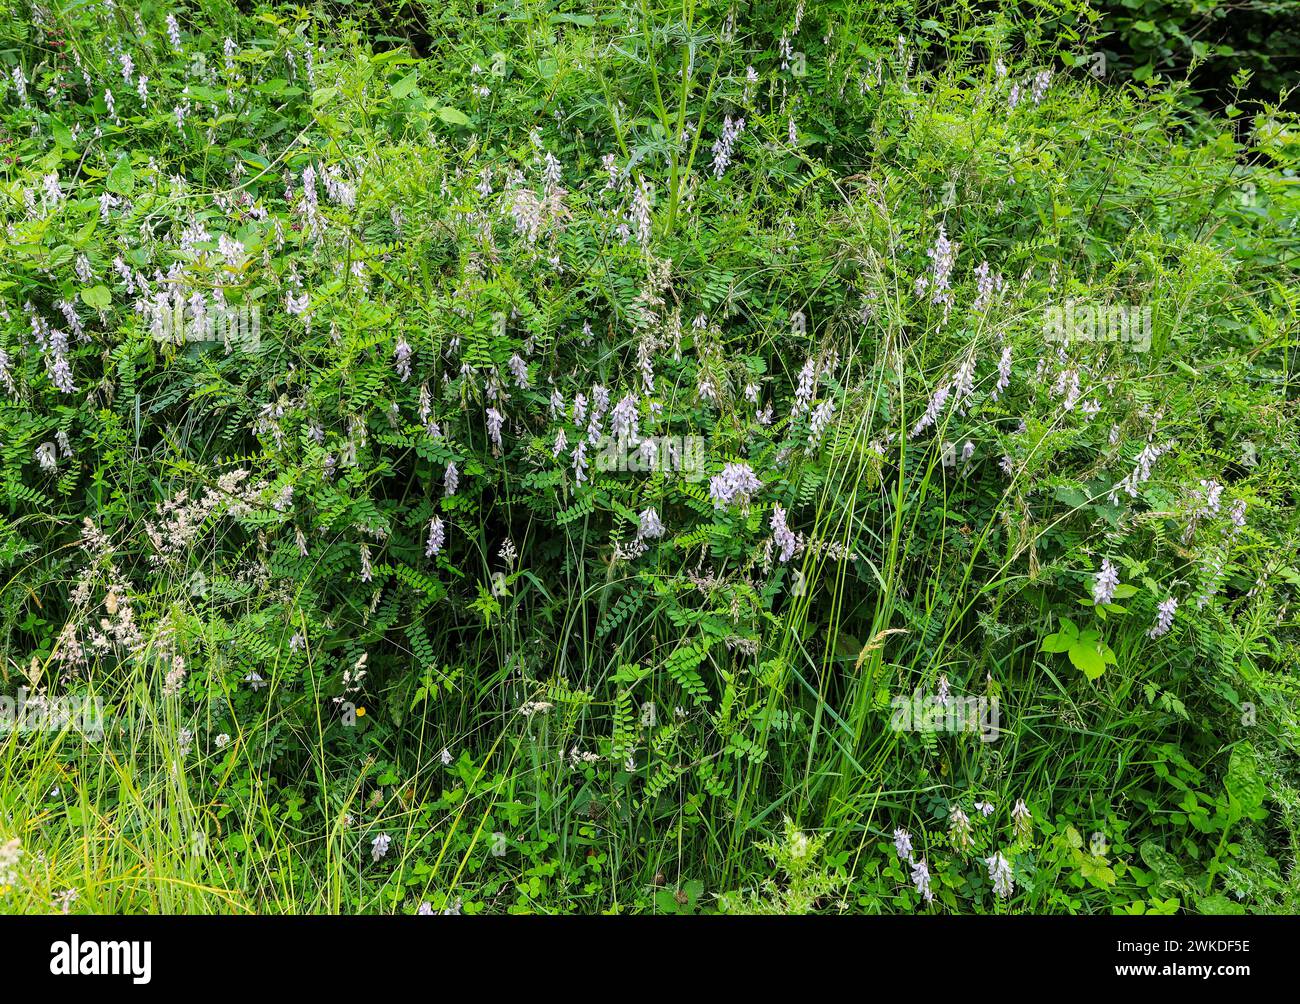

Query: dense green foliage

[1096,0,1300,108]
[0,0,1297,914]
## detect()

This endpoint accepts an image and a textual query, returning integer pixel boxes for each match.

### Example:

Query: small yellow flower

[355,707,366,717]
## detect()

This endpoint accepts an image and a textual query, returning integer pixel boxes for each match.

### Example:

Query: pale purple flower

[991,346,1012,401]
[770,503,798,563]
[444,461,459,497]
[910,858,934,902]
[630,179,653,247]
[541,151,562,195]
[949,805,972,850]
[0,348,16,396]
[1198,479,1223,517]
[35,442,57,472]
[711,115,745,179]
[1148,595,1177,638]
[893,827,913,862]
[45,328,75,393]
[394,337,412,382]
[709,462,762,508]
[972,260,1002,311]
[808,399,835,446]
[1112,440,1171,504]
[508,353,529,389]
[609,393,640,444]
[485,407,504,455]
[910,381,950,439]
[166,13,182,51]
[922,224,957,320]
[1011,798,1032,838]
[426,516,445,557]
[952,354,977,415]
[986,851,1014,898]
[637,507,664,540]
[1030,68,1052,105]
[586,385,610,443]
[1093,558,1120,606]
[1228,499,1247,530]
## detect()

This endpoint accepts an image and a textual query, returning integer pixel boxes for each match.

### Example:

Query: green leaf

[391,71,420,100]
[1225,743,1265,816]
[1139,842,1184,881]
[80,285,112,309]
[105,155,134,195]
[1068,640,1107,679]
[1197,894,1246,916]
[50,116,74,147]
[436,106,470,126]
[1041,632,1071,654]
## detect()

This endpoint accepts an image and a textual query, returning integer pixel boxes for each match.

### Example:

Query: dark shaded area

[1094,1,1298,110]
